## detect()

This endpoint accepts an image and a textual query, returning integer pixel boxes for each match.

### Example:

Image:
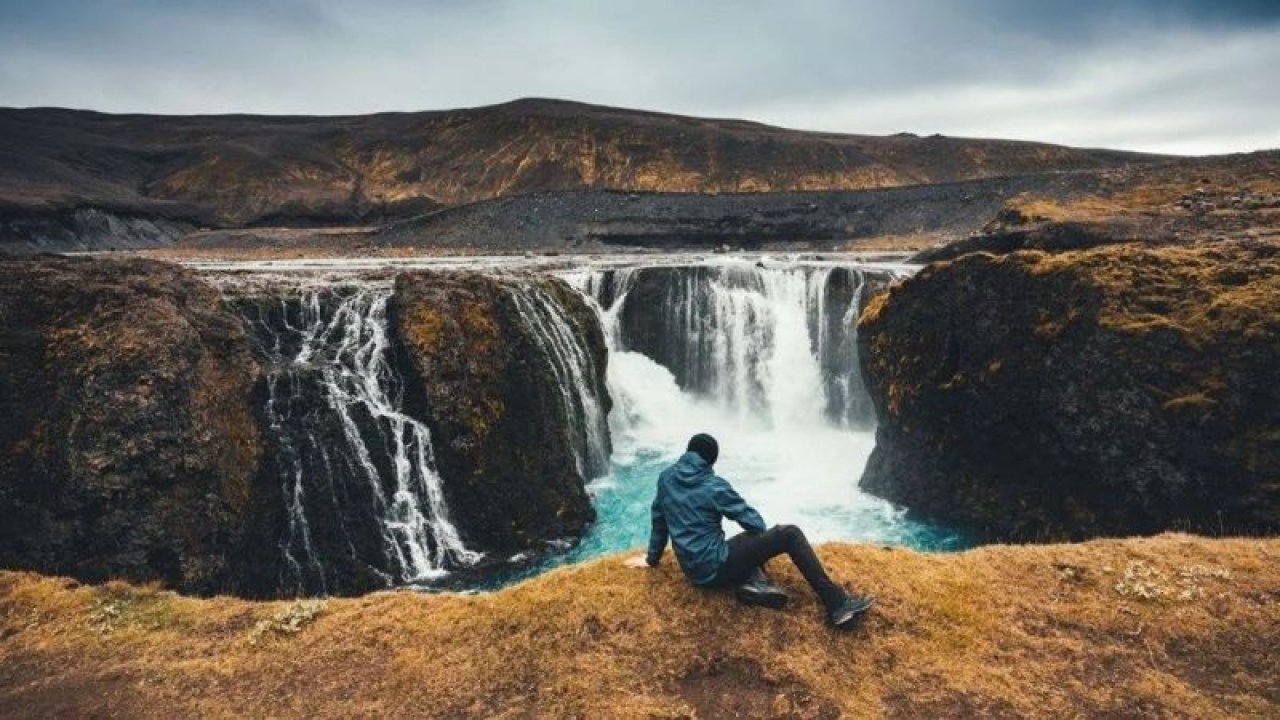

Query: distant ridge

[0,97,1162,232]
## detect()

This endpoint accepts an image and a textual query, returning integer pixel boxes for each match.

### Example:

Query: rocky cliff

[0,257,264,594]
[369,172,1096,253]
[858,242,1280,540]
[391,271,611,556]
[0,257,616,596]
[913,150,1280,263]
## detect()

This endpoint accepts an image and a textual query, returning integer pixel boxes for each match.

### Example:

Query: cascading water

[233,285,481,595]
[503,278,611,479]
[573,262,886,429]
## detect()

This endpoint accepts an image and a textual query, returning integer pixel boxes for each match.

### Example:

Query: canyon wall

[858,242,1280,540]
[392,271,610,556]
[0,257,264,594]
[0,258,613,597]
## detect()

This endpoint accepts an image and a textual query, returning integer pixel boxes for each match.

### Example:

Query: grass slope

[1,534,1276,718]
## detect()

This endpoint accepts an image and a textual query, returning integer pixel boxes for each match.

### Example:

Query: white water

[503,278,611,478]
[253,287,481,592]
[206,253,959,592]
[567,258,920,544]
[605,352,896,541]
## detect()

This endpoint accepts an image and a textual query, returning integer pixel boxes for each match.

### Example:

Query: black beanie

[687,433,719,466]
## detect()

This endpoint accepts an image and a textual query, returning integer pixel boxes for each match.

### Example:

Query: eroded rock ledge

[0,258,612,597]
[858,241,1280,540]
[0,256,264,594]
[392,271,611,554]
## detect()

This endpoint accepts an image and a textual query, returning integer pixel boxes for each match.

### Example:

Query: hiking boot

[827,593,874,629]
[734,567,788,609]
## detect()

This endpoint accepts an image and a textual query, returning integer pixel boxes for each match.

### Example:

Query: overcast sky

[1,0,1277,154]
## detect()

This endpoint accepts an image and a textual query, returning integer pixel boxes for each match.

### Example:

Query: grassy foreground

[1,534,1276,718]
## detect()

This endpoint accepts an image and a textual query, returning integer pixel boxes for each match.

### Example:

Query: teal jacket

[645,451,767,585]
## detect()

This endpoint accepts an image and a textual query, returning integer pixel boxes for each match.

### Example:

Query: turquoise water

[474,351,971,590]
[461,260,971,591]
[478,449,970,590]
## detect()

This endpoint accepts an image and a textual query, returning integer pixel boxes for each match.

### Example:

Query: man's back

[646,450,765,585]
[634,433,874,629]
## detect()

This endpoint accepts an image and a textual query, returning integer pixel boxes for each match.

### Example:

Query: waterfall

[827,273,872,427]
[567,267,639,350]
[502,277,612,479]
[560,257,928,546]
[235,286,480,595]
[571,260,894,431]
[197,255,960,594]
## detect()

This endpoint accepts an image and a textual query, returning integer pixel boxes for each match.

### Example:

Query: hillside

[0,98,1156,233]
[914,150,1280,262]
[174,152,1280,256]
[1,535,1276,718]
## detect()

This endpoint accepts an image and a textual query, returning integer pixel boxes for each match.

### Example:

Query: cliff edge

[0,535,1275,718]
[858,242,1280,540]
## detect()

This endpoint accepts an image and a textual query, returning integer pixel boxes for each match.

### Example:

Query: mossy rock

[858,241,1280,540]
[391,271,610,553]
[0,256,264,594]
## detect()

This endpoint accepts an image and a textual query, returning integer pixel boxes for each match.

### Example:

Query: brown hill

[1,535,1276,718]
[0,98,1156,231]
[912,150,1280,262]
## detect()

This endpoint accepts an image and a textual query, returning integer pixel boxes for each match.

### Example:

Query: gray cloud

[0,0,1276,154]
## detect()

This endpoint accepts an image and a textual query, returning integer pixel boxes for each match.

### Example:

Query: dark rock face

[858,242,1280,540]
[228,289,455,598]
[391,271,611,554]
[0,259,616,596]
[909,221,1141,264]
[0,257,263,594]
[613,266,739,396]
[817,267,894,428]
[0,208,195,255]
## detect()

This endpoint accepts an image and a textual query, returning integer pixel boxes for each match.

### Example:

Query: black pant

[711,525,845,610]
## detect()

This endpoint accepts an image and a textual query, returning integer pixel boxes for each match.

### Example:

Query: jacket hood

[670,451,714,486]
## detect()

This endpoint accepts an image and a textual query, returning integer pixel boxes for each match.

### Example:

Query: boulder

[0,256,263,593]
[391,271,610,554]
[858,242,1280,540]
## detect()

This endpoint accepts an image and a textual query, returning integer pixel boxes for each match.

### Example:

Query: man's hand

[624,555,652,569]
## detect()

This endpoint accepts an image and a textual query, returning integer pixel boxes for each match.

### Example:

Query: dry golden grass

[1019,242,1280,338]
[1006,153,1280,226]
[1006,197,1129,223]
[1,534,1276,718]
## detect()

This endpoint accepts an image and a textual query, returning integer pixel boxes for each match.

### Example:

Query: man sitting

[627,433,874,629]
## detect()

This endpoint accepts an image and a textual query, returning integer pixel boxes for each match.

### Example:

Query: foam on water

[480,349,966,588]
